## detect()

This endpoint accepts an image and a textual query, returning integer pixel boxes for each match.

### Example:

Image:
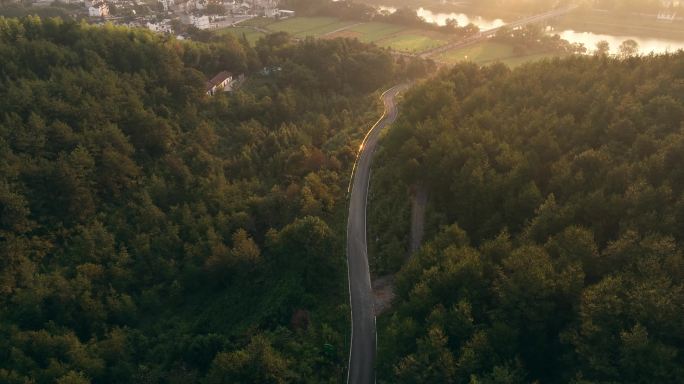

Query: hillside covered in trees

[371,54,684,382]
[0,16,431,383]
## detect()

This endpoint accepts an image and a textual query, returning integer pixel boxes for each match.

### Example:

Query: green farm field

[437,41,566,67]
[250,17,451,53]
[277,18,452,53]
[343,21,408,42]
[375,33,447,53]
[215,26,265,45]
[266,17,357,37]
[216,17,563,63]
[438,41,514,63]
[238,17,274,28]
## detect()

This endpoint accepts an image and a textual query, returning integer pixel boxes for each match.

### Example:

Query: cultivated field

[216,16,568,66]
[216,26,265,44]
[266,16,357,37]
[437,42,514,63]
[376,33,447,53]
[340,21,407,42]
[237,17,453,53]
[239,17,274,28]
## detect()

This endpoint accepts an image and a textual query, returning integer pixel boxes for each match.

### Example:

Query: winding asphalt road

[346,84,407,384]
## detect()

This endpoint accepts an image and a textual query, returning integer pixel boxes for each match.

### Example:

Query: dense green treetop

[372,53,684,383]
[0,16,430,383]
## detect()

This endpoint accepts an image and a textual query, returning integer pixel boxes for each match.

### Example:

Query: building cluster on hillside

[27,0,294,33]
[170,0,293,26]
[85,0,109,17]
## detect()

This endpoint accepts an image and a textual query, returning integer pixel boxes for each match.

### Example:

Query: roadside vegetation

[370,52,684,382]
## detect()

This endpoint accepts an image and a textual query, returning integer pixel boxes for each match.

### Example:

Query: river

[378,5,506,30]
[556,29,684,55]
[377,5,684,55]
[416,8,505,29]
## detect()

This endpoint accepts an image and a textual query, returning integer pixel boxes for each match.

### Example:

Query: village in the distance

[24,0,293,38]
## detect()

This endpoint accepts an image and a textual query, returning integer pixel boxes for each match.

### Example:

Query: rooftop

[206,70,232,90]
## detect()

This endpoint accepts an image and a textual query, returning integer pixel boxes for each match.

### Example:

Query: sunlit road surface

[346,84,408,384]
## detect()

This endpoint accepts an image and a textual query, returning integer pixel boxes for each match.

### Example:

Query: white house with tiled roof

[206,71,233,96]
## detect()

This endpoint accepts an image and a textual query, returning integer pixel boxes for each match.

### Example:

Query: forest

[370,53,684,382]
[0,16,431,383]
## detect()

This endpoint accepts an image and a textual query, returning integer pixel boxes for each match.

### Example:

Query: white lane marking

[346,84,407,384]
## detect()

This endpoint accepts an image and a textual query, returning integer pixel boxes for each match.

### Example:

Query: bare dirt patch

[410,184,428,254]
[372,275,396,315]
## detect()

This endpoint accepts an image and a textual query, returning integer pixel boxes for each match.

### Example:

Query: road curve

[346,84,407,384]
